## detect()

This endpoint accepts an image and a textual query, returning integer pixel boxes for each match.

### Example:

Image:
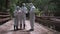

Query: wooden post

[6,0,12,19]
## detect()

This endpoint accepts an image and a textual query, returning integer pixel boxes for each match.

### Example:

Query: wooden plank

[0,17,10,23]
[0,12,9,15]
[0,20,59,34]
[0,15,10,17]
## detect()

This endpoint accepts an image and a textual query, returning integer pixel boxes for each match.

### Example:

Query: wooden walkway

[0,19,60,34]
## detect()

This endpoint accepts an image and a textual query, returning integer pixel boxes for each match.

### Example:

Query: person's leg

[30,18,34,30]
[20,17,22,30]
[29,14,35,31]
[16,17,19,30]
[16,25,18,30]
[14,25,18,31]
[14,25,16,30]
[14,17,18,30]
[31,19,34,29]
[31,14,35,29]
[14,17,16,30]
[23,18,25,29]
[23,15,26,29]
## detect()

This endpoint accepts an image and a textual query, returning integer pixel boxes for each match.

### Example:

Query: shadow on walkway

[0,30,30,34]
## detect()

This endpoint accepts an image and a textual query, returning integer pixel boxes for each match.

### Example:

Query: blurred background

[0,0,60,32]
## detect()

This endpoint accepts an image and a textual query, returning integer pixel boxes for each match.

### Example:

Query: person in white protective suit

[21,3,28,29]
[29,3,36,31]
[18,8,23,30]
[14,6,20,31]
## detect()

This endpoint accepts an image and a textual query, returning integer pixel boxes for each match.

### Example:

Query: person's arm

[14,10,18,17]
[25,7,28,14]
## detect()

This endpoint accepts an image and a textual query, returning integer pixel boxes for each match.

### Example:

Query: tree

[49,0,60,16]
[0,0,6,11]
[31,0,60,16]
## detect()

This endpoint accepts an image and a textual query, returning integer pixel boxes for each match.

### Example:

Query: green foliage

[31,0,49,11]
[0,0,6,11]
[35,9,40,15]
[0,0,60,16]
[10,4,16,17]
[31,0,60,16]
[10,0,20,16]
[16,0,31,7]
[49,0,60,16]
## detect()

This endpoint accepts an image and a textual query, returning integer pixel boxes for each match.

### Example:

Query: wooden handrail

[0,15,10,17]
[0,12,9,15]
[0,17,10,22]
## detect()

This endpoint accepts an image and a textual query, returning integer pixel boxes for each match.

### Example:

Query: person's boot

[23,24,25,29]
[20,24,22,30]
[28,29,34,31]
[14,25,15,31]
[16,25,18,30]
[14,25,17,31]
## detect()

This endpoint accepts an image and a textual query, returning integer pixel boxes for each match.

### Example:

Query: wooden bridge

[0,11,11,25]
[0,11,60,34]
[0,19,60,34]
